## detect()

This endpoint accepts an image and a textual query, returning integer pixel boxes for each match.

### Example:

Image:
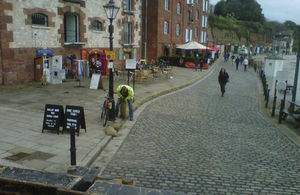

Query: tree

[214,0,264,23]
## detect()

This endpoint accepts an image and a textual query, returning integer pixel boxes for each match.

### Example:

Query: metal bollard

[265,89,270,108]
[70,129,76,166]
[272,80,278,117]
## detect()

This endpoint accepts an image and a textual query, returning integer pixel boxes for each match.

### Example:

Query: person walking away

[199,56,204,72]
[231,55,235,66]
[235,57,240,70]
[243,57,249,72]
[218,68,229,97]
[194,54,200,71]
[115,85,134,121]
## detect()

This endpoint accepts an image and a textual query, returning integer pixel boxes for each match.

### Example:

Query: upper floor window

[195,11,199,20]
[187,10,192,24]
[176,24,180,36]
[202,15,207,28]
[195,28,198,38]
[124,0,132,11]
[185,29,192,42]
[201,31,206,43]
[203,0,208,12]
[124,22,132,44]
[165,0,169,10]
[92,20,102,31]
[31,13,48,26]
[187,0,194,5]
[177,3,181,14]
[164,21,169,34]
[64,12,79,43]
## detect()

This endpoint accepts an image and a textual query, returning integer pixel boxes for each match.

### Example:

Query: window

[177,3,181,14]
[165,0,169,10]
[196,11,199,20]
[195,28,198,38]
[203,0,208,12]
[202,15,207,28]
[124,0,131,11]
[185,29,192,42]
[176,24,180,36]
[187,10,192,24]
[31,13,48,26]
[201,31,206,43]
[64,13,79,43]
[187,0,194,5]
[164,21,169,34]
[92,20,102,31]
[124,22,132,44]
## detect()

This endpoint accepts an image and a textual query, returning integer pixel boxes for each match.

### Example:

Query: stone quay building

[141,0,210,61]
[0,0,142,84]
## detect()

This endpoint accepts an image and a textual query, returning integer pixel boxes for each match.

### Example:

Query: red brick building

[141,0,209,61]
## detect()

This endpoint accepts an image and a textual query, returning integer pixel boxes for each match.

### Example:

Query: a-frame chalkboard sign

[63,105,87,136]
[42,104,65,134]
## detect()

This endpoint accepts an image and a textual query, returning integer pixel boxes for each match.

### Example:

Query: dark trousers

[236,63,239,70]
[220,83,226,96]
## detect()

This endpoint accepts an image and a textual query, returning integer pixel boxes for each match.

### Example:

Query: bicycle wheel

[103,108,109,127]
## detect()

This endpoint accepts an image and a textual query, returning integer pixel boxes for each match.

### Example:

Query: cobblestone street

[99,61,300,194]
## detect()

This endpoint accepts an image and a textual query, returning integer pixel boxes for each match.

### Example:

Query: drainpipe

[144,0,148,59]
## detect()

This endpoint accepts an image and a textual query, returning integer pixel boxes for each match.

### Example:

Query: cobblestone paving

[101,62,300,194]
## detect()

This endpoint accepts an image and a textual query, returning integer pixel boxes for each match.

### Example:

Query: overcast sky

[209,0,300,25]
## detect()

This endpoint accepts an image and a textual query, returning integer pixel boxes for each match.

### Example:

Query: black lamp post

[103,0,120,121]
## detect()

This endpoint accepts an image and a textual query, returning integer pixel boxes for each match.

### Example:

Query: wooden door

[34,57,43,82]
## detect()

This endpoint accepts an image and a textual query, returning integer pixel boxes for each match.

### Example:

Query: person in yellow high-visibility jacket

[115,85,134,121]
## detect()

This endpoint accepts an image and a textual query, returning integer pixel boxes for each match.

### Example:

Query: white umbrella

[176,41,208,50]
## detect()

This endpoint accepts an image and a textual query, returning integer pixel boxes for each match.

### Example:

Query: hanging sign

[126,59,137,70]
[37,49,53,56]
[105,50,116,61]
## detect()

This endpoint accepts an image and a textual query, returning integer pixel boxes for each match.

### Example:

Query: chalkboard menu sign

[64,105,86,136]
[42,104,64,134]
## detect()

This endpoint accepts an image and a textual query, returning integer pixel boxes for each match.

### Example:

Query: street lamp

[103,0,120,121]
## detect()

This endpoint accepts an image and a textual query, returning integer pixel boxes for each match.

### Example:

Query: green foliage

[214,0,264,23]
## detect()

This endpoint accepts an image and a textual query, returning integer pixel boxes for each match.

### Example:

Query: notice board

[42,104,64,134]
[64,105,86,136]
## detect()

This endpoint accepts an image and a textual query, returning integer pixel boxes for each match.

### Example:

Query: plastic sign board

[90,74,101,89]
[105,50,116,61]
[126,59,137,70]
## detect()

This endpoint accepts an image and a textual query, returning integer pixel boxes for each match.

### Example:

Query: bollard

[272,80,278,117]
[265,89,270,108]
[278,99,285,123]
[70,129,76,166]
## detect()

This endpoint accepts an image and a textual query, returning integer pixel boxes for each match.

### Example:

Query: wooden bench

[279,100,300,127]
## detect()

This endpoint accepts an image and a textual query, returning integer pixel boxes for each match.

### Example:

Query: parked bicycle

[101,95,113,127]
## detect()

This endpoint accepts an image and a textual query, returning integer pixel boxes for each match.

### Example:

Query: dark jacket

[218,71,229,84]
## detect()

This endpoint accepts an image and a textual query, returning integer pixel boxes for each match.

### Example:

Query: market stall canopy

[208,46,221,51]
[176,41,208,50]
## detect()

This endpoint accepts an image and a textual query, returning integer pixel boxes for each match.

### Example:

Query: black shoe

[130,118,133,121]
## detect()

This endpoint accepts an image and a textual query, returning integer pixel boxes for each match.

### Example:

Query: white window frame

[124,0,132,11]
[176,24,180,36]
[177,3,181,14]
[201,31,206,43]
[164,21,169,35]
[165,0,169,10]
[202,15,207,28]
[124,22,132,44]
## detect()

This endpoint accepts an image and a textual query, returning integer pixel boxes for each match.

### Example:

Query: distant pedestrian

[231,55,235,65]
[218,68,229,97]
[199,56,204,72]
[194,54,200,71]
[243,57,249,72]
[235,57,240,70]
